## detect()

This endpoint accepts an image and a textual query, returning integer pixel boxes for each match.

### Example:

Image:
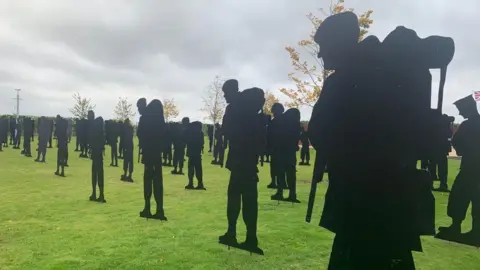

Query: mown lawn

[0,138,478,269]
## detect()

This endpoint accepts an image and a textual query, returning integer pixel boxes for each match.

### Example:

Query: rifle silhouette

[305,154,326,223]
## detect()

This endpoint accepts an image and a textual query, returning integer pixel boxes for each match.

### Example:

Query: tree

[163,98,179,122]
[69,92,96,119]
[201,75,227,125]
[263,90,280,116]
[113,97,136,121]
[280,0,374,108]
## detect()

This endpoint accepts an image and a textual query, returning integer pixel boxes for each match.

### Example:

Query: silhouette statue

[22,117,33,157]
[77,119,88,158]
[308,11,455,269]
[436,95,480,247]
[266,103,285,189]
[218,82,265,255]
[185,121,206,190]
[299,124,310,166]
[137,98,167,220]
[89,114,106,203]
[271,108,301,203]
[162,123,173,167]
[207,124,214,152]
[35,117,52,162]
[13,117,22,149]
[55,115,68,177]
[105,120,119,167]
[30,119,35,142]
[427,113,455,191]
[67,118,73,143]
[48,119,54,148]
[0,116,7,152]
[171,117,189,175]
[9,117,16,145]
[74,118,81,152]
[120,118,135,182]
[211,123,226,167]
[118,120,125,159]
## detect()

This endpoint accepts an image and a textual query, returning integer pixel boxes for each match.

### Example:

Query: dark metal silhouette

[171,117,189,175]
[47,120,54,148]
[120,119,135,182]
[13,118,22,149]
[207,124,214,152]
[436,95,480,247]
[118,120,125,159]
[9,117,16,145]
[89,114,106,203]
[218,81,265,255]
[185,121,206,190]
[67,118,73,143]
[137,98,167,221]
[35,117,52,162]
[308,11,455,269]
[270,108,301,203]
[105,120,119,167]
[0,116,7,152]
[299,125,310,166]
[266,103,285,189]
[211,123,226,167]
[162,123,173,167]
[55,115,68,177]
[22,117,33,157]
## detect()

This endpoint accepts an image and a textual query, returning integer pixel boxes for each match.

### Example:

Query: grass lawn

[0,138,479,269]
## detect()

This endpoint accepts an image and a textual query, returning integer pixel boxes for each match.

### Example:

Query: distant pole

[14,89,21,120]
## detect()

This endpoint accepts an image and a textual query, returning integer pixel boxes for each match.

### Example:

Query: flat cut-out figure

[162,123,173,166]
[89,115,106,203]
[67,118,73,143]
[437,95,480,246]
[172,118,189,175]
[74,119,81,152]
[48,120,54,148]
[55,115,68,177]
[13,118,22,149]
[118,120,125,159]
[185,121,205,190]
[121,119,135,182]
[218,81,265,254]
[22,117,33,157]
[35,117,51,163]
[271,108,301,203]
[137,98,167,220]
[211,123,226,167]
[105,120,119,167]
[207,124,214,152]
[9,117,16,145]
[266,103,285,189]
[299,125,310,166]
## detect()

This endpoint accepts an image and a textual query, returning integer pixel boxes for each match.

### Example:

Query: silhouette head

[222,79,239,104]
[284,108,301,123]
[271,103,285,118]
[182,117,190,125]
[314,12,360,70]
[454,95,478,119]
[137,98,147,116]
[87,110,95,121]
[146,99,164,117]
[191,121,202,132]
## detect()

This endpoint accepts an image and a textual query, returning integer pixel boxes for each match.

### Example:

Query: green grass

[0,139,479,269]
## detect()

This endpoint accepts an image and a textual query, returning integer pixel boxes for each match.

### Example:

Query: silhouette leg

[90,161,98,200]
[186,158,194,188]
[143,165,154,212]
[241,177,258,246]
[440,171,470,235]
[438,156,448,189]
[195,157,204,188]
[287,166,299,202]
[96,160,106,202]
[226,173,241,237]
[152,164,166,219]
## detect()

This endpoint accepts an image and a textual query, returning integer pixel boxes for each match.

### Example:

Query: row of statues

[2,11,480,269]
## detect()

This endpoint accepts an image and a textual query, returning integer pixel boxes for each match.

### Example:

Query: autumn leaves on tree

[280,0,373,108]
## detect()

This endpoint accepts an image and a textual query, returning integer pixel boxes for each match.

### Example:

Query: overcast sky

[0,0,478,123]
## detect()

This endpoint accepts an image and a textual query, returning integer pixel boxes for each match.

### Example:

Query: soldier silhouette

[121,118,135,182]
[266,103,285,189]
[307,11,456,268]
[437,95,480,246]
[171,117,189,175]
[105,120,119,167]
[35,117,51,163]
[271,108,301,203]
[219,86,265,254]
[207,124,214,152]
[137,98,167,220]
[13,117,22,149]
[22,117,33,157]
[55,115,68,177]
[162,123,173,166]
[299,124,310,166]
[185,121,205,190]
[211,123,226,167]
[89,115,106,203]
